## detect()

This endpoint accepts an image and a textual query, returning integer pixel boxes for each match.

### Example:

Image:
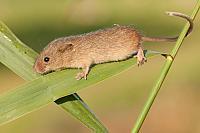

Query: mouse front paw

[75,72,87,80]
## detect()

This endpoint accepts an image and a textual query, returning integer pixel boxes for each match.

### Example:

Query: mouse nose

[33,60,45,74]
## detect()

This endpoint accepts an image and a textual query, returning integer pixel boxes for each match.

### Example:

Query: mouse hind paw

[135,48,147,66]
[137,56,147,66]
[75,66,90,80]
[75,72,87,80]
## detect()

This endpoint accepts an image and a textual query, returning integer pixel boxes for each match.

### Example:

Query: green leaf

[0,21,108,132]
[0,48,165,125]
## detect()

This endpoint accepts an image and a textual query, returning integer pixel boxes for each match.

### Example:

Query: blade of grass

[132,1,200,133]
[0,21,107,132]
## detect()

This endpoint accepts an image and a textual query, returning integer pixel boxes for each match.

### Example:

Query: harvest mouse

[34,12,193,80]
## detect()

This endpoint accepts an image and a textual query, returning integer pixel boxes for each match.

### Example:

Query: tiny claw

[84,74,87,80]
[75,72,84,80]
[75,72,88,80]
[136,56,147,66]
[75,76,82,80]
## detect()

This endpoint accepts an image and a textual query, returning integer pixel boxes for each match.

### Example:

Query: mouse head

[33,40,73,74]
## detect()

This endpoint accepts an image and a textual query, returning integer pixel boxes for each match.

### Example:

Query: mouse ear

[57,43,73,53]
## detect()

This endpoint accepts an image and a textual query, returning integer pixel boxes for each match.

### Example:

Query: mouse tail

[141,11,193,42]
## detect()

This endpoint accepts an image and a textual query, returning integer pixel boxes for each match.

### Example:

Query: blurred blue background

[0,0,199,132]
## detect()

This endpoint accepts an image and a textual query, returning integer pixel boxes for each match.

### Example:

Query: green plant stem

[132,1,200,133]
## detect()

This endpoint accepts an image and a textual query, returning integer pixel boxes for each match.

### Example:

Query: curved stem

[132,1,200,132]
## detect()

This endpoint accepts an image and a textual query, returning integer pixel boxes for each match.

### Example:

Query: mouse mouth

[41,70,54,75]
[34,66,47,74]
[41,67,67,75]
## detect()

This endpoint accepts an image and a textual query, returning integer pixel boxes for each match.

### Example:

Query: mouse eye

[44,57,50,62]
